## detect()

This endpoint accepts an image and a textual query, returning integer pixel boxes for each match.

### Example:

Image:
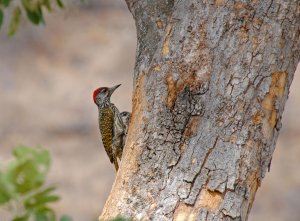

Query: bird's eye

[102,88,107,93]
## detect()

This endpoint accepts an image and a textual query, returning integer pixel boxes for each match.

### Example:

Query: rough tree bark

[100,1,300,221]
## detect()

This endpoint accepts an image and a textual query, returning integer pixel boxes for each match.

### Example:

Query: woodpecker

[93,84,129,171]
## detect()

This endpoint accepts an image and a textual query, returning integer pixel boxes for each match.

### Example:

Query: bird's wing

[111,105,125,136]
[111,104,126,160]
[99,108,114,163]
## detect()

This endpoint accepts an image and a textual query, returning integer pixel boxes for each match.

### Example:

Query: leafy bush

[0,145,130,221]
[0,145,70,221]
[0,0,64,35]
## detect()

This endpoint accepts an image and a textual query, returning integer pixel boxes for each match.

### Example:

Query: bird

[93,84,130,171]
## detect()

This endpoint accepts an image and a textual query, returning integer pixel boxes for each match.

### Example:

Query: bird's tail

[113,158,119,171]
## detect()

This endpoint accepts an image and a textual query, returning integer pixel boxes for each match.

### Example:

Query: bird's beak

[109,84,121,96]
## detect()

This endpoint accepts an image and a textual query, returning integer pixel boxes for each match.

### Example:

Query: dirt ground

[0,1,299,220]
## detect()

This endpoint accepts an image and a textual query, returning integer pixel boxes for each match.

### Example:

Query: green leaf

[21,0,38,11]
[60,215,73,221]
[0,9,3,29]
[8,6,21,36]
[13,146,51,169]
[7,160,44,194]
[38,7,45,25]
[25,186,60,209]
[2,0,11,7]
[13,146,50,180]
[34,207,56,221]
[43,0,52,11]
[25,8,40,25]
[0,172,13,204]
[12,214,29,221]
[56,0,64,8]
[7,146,51,194]
[21,0,45,25]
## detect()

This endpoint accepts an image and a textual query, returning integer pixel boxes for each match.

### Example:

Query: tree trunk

[100,1,300,220]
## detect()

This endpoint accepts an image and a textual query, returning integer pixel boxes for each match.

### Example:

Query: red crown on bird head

[93,87,108,104]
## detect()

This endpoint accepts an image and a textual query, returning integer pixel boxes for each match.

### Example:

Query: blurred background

[0,1,299,220]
